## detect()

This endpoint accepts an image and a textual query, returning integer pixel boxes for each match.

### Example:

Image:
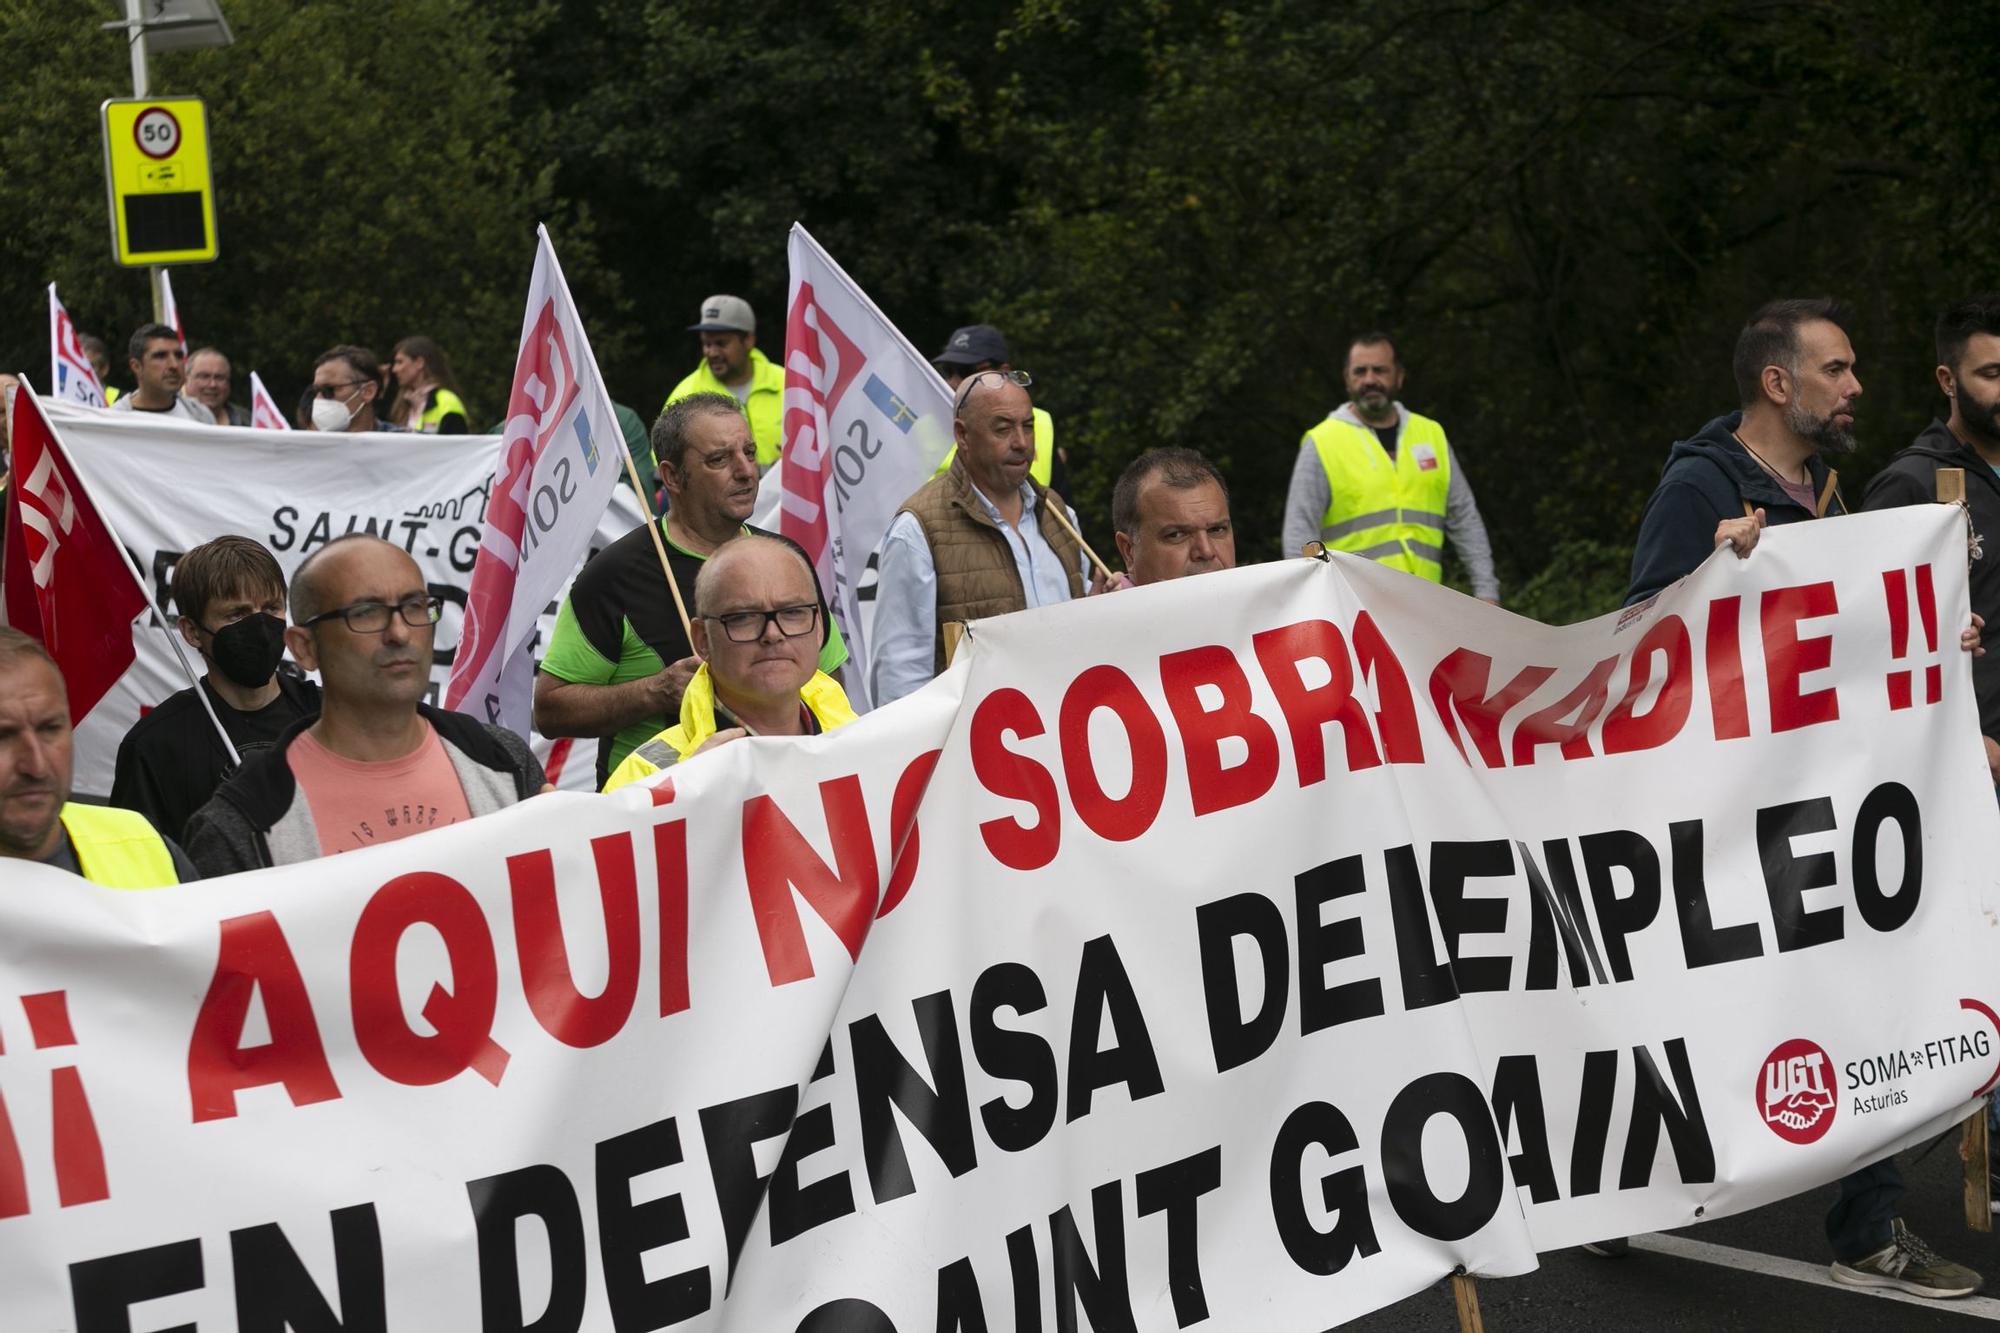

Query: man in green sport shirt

[534,394,847,787]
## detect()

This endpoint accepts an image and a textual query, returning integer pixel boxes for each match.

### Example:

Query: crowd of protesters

[6,291,2000,1300]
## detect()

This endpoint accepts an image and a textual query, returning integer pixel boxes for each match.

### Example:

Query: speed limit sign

[132,107,181,160]
[100,96,217,265]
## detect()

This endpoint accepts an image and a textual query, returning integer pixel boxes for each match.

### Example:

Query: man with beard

[1281,332,1500,602]
[1609,298,1984,1300]
[109,323,206,421]
[536,394,848,787]
[662,295,786,473]
[1863,294,2000,782]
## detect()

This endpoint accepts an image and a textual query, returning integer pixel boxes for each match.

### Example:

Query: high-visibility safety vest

[664,348,787,467]
[934,408,1056,487]
[55,803,178,888]
[1305,411,1452,582]
[602,665,857,792]
[417,387,469,432]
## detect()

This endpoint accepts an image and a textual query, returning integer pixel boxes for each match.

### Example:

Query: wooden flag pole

[942,621,967,667]
[614,443,693,642]
[1040,499,1115,583]
[1939,466,1992,1231]
[1450,1270,1485,1332]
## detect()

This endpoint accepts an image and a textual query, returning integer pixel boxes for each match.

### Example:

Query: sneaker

[1581,1236,1630,1258]
[1829,1219,1983,1299]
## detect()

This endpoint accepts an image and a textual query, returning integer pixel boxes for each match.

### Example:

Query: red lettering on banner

[508,835,642,1048]
[187,912,342,1123]
[349,873,510,1088]
[1602,615,1693,754]
[1705,596,1751,740]
[657,820,691,1016]
[1160,645,1280,815]
[1429,650,1557,767]
[1353,612,1425,764]
[1253,620,1382,782]
[0,1089,22,1217]
[1762,582,1841,732]
[1510,656,1619,765]
[743,776,880,987]
[778,283,867,569]
[879,749,944,919]
[972,688,1062,872]
[1060,666,1169,840]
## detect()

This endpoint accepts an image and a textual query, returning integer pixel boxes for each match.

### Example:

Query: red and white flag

[46,284,107,408]
[247,370,291,430]
[445,226,622,735]
[768,223,954,710]
[158,270,187,354]
[1,386,150,720]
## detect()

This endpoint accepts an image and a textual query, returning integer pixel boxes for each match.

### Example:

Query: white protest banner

[447,226,626,738]
[247,371,291,430]
[1,506,1995,1331]
[47,284,107,408]
[763,223,955,711]
[46,401,643,796]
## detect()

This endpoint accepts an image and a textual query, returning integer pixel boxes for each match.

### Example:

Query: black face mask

[207,612,288,690]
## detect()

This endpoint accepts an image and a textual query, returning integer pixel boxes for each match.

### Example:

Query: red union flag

[445,225,619,735]
[2,387,148,719]
[769,224,955,709]
[47,284,106,408]
[247,371,291,430]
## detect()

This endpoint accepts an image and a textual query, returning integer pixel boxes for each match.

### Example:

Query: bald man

[185,535,545,875]
[604,534,857,790]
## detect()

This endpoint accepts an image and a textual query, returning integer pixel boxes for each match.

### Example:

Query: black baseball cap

[934,324,1010,367]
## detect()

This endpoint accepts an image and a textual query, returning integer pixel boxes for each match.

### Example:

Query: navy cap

[934,324,1010,367]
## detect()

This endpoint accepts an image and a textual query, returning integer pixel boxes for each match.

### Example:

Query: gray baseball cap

[688,295,756,334]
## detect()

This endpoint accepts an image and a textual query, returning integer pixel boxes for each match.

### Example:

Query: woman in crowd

[387,335,470,434]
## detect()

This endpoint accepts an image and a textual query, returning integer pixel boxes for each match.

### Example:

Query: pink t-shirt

[287,724,474,856]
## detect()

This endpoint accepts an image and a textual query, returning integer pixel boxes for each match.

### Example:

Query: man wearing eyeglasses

[870,370,1089,706]
[603,535,856,790]
[183,347,251,427]
[306,346,399,434]
[931,324,1067,498]
[185,535,545,875]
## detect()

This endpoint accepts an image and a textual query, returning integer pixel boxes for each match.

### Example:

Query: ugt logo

[1756,1038,1838,1144]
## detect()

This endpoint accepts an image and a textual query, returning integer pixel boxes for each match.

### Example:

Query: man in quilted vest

[870,371,1090,705]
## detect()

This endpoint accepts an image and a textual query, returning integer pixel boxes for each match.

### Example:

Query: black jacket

[1625,411,1847,607]
[1862,420,2000,742]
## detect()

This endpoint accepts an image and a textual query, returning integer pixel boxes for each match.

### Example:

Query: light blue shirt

[870,481,1088,705]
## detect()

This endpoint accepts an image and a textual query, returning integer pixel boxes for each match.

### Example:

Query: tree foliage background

[5,0,1996,622]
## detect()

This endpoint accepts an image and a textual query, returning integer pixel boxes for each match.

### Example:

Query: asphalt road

[1341,1132,2000,1331]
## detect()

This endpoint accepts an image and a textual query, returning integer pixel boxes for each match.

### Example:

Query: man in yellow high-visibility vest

[0,628,188,887]
[1281,332,1500,604]
[663,295,787,473]
[932,324,1067,498]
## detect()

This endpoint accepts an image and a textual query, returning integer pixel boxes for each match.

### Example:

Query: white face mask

[310,389,360,432]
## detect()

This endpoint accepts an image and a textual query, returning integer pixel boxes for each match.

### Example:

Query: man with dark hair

[1627,298,1859,605]
[871,371,1089,705]
[185,536,544,874]
[110,323,206,421]
[308,345,396,434]
[1110,447,1236,586]
[535,393,848,786]
[1864,294,2000,782]
[1282,333,1499,602]
[1,627,190,885]
[1611,300,1983,1299]
[604,535,857,790]
[183,347,250,426]
[663,296,786,472]
[932,323,1067,498]
[111,535,320,840]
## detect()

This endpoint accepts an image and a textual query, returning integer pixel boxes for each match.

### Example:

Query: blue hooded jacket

[1623,411,1847,607]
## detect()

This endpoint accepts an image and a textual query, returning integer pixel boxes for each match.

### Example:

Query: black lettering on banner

[1380,1072,1504,1242]
[429,581,467,668]
[852,992,977,1205]
[1427,840,1514,993]
[1007,1224,1043,1333]
[466,1164,586,1333]
[934,1256,989,1333]
[303,511,334,551]
[398,517,426,553]
[1296,855,1385,1033]
[233,1204,387,1332]
[1269,1100,1379,1275]
[1384,845,1458,1011]
[769,1042,858,1244]
[1519,840,1607,989]
[700,1085,799,1292]
[795,1298,897,1332]
[150,547,184,613]
[1852,782,1922,932]
[597,1117,710,1327]
[1049,1181,1138,1333]
[1488,1055,1559,1203]
[1066,935,1165,1122]
[1135,1146,1222,1327]
[1619,1040,1715,1189]
[970,962,1060,1153]
[451,524,482,572]
[1758,796,1843,952]
[1579,830,1661,983]
[1568,1049,1619,1197]
[1668,819,1764,968]
[1196,892,1288,1074]
[70,1238,204,1333]
[271,504,299,551]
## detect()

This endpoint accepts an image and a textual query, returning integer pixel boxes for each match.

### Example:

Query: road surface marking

[1631,1232,2000,1320]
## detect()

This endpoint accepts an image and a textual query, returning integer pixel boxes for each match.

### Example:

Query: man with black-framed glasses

[186,535,544,874]
[603,535,856,790]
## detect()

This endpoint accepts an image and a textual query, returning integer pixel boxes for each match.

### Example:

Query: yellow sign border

[101,95,219,266]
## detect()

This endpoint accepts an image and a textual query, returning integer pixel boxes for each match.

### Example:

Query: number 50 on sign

[100,96,219,266]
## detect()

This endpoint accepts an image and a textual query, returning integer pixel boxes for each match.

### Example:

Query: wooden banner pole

[1450,1270,1485,1332]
